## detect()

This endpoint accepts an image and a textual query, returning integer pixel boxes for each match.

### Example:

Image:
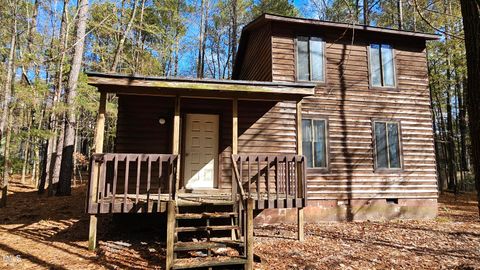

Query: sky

[176,0,318,77]
[29,0,346,79]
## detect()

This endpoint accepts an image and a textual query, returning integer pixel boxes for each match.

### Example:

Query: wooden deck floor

[87,192,305,214]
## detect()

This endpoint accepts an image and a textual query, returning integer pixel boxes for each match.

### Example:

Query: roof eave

[86,72,316,97]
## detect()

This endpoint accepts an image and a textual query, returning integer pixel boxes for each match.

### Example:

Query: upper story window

[302,118,327,168]
[369,44,395,87]
[373,121,402,170]
[296,36,325,82]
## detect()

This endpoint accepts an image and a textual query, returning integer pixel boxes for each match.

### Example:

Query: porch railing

[231,154,307,209]
[87,153,178,214]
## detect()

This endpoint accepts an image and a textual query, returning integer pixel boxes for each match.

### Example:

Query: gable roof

[233,13,440,79]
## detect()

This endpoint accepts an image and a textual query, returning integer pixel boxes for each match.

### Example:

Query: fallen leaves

[0,179,478,270]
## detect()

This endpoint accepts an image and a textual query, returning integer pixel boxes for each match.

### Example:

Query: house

[85,14,439,269]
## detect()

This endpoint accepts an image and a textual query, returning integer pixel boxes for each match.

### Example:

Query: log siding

[114,96,297,192]
[238,22,438,202]
[237,24,272,81]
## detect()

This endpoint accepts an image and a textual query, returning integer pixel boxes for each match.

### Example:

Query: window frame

[295,36,327,83]
[368,43,398,89]
[302,117,329,172]
[371,119,404,172]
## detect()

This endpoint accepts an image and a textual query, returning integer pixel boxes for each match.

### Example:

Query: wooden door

[184,114,219,189]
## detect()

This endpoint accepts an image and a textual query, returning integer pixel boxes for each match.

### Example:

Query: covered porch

[86,72,315,215]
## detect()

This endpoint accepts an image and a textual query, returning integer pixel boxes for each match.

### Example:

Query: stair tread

[175,239,244,251]
[176,212,237,219]
[172,257,247,269]
[175,241,224,251]
[177,200,234,207]
[209,237,244,244]
[176,225,239,232]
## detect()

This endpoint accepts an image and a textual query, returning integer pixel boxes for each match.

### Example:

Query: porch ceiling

[86,72,315,100]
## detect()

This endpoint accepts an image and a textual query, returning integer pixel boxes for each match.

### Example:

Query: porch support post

[166,200,176,270]
[89,91,106,251]
[232,98,238,201]
[296,99,305,242]
[232,98,238,155]
[232,98,239,240]
[173,96,181,198]
[245,198,254,270]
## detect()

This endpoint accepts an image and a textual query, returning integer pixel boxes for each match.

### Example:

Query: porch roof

[86,72,316,100]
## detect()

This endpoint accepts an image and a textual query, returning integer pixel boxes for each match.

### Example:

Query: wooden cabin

[86,14,439,269]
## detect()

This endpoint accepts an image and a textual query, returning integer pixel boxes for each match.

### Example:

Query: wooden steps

[169,200,246,269]
[172,257,248,270]
[177,199,235,207]
[176,212,237,219]
[174,240,243,251]
[176,225,239,233]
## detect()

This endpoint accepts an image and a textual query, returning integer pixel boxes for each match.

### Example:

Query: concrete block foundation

[254,198,438,224]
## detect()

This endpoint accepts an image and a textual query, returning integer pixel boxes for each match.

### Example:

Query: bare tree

[57,0,89,196]
[41,0,70,195]
[111,0,139,73]
[197,0,209,78]
[397,0,403,29]
[0,1,17,207]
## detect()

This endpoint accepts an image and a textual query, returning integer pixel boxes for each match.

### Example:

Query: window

[302,119,327,168]
[369,44,395,87]
[296,36,325,82]
[374,121,402,169]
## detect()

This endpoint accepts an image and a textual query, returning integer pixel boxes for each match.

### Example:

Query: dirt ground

[0,177,479,270]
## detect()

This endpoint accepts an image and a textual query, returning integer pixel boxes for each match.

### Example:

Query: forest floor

[0,177,479,270]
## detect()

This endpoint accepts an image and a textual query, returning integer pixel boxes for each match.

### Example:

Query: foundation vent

[386,198,399,205]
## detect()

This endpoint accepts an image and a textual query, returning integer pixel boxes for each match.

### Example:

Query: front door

[184,114,219,189]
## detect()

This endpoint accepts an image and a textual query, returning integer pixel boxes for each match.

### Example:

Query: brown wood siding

[116,95,174,154]
[113,95,174,194]
[211,100,297,187]
[269,23,437,200]
[114,97,297,192]
[115,96,234,191]
[237,24,272,81]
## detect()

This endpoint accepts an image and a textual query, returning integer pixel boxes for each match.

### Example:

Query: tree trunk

[1,112,13,207]
[32,144,40,186]
[27,0,39,55]
[434,88,448,192]
[21,111,34,184]
[231,0,238,73]
[459,78,468,172]
[459,0,480,216]
[197,0,208,78]
[57,0,89,196]
[133,0,146,74]
[0,4,17,207]
[363,0,369,25]
[49,124,64,196]
[445,57,457,192]
[43,0,70,194]
[397,0,403,30]
[111,0,138,73]
[0,4,17,146]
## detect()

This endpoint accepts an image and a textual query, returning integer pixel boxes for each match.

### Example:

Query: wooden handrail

[231,154,307,202]
[231,155,246,199]
[87,153,178,213]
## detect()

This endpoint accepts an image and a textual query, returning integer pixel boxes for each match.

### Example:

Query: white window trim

[296,36,326,83]
[368,44,397,88]
[302,118,328,169]
[373,120,403,170]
